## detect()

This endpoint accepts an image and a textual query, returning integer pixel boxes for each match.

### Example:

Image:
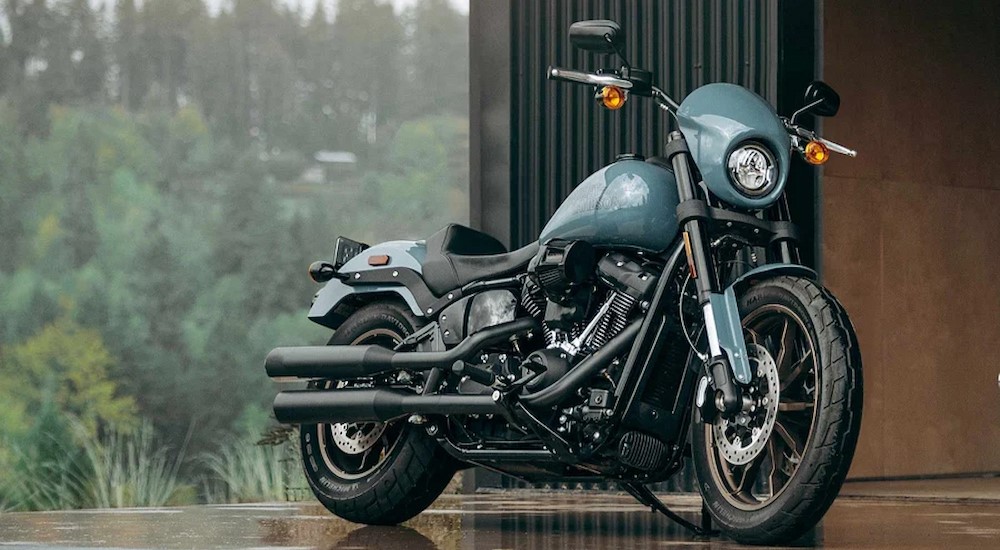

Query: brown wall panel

[822,175,886,477]
[824,0,1000,477]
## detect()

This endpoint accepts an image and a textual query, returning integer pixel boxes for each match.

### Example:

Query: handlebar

[548,66,633,89]
[549,65,855,158]
[816,137,857,158]
[786,122,857,158]
[548,66,679,111]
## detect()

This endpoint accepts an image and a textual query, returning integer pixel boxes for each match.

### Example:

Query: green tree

[330,0,404,155]
[370,115,469,239]
[140,0,203,111]
[4,0,49,89]
[67,0,106,100]
[0,102,36,270]
[114,0,147,109]
[0,317,137,438]
[404,0,469,118]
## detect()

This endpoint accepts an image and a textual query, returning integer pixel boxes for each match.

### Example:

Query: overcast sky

[204,0,469,17]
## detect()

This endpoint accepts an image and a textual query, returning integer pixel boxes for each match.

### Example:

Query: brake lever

[817,137,857,158]
[786,122,857,158]
[497,360,547,394]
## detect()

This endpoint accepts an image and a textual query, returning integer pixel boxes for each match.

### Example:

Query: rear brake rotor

[330,422,387,455]
[713,343,780,465]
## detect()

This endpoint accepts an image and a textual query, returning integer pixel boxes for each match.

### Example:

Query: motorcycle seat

[422,224,539,295]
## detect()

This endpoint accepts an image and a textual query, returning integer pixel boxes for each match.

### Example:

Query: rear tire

[691,276,863,545]
[299,301,458,525]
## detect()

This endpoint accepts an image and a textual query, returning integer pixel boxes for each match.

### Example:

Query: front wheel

[691,276,863,545]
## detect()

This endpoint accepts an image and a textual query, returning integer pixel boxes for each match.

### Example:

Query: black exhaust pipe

[273,388,501,424]
[265,318,539,379]
[272,320,642,424]
[519,321,641,409]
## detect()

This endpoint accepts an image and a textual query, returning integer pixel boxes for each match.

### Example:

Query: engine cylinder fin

[618,430,669,471]
[520,278,554,344]
[583,290,637,354]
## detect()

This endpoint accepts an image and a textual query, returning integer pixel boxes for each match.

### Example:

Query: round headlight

[727,143,776,197]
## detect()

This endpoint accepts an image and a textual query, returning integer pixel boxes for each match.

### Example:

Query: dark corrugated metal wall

[487,0,779,492]
[509,0,778,247]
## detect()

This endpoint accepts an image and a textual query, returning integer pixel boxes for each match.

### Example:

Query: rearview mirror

[569,20,624,55]
[803,81,840,117]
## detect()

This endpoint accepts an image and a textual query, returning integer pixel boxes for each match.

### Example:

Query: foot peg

[451,360,496,386]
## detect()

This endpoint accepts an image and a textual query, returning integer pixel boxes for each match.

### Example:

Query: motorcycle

[264,20,862,545]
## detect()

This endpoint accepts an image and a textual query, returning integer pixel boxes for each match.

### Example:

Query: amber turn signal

[803,140,830,165]
[600,86,627,110]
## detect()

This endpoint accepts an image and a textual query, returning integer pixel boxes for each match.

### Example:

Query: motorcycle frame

[428,130,813,484]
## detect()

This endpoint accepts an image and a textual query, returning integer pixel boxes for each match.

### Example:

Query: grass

[0,419,185,511]
[0,410,306,510]
[201,436,304,503]
[80,421,184,508]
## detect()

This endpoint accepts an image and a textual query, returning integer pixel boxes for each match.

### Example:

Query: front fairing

[676,83,791,210]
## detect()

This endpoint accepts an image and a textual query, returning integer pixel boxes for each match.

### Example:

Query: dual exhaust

[267,317,640,425]
[265,318,539,379]
[273,389,501,424]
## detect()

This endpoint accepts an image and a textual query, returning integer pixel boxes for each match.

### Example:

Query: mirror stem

[606,34,632,70]
[790,98,823,125]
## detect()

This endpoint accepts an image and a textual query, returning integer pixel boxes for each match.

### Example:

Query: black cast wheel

[299,301,458,525]
[691,276,863,545]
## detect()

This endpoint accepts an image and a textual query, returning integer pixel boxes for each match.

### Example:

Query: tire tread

[299,301,457,525]
[693,276,863,545]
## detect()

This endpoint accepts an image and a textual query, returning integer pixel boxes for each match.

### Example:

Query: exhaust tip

[264,348,285,377]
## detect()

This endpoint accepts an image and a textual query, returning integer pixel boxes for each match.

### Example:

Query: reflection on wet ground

[0,491,998,549]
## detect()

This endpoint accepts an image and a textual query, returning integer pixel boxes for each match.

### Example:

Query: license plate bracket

[333,236,369,270]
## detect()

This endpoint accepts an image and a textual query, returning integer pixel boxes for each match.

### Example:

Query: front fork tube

[667,132,749,416]
[774,195,799,265]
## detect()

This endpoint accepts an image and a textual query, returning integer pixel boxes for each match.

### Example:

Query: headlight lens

[727,143,776,197]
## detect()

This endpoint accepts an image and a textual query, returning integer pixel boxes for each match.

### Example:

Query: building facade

[469,0,1000,484]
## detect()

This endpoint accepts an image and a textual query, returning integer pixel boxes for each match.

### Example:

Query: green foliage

[368,115,469,239]
[201,437,302,504]
[0,403,88,511]
[81,420,185,509]
[404,0,470,118]
[0,414,186,511]
[1,317,138,439]
[0,0,469,510]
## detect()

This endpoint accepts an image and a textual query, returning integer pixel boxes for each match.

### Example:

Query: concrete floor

[0,478,998,549]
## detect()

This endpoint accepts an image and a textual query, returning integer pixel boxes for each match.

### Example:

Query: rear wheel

[299,301,458,525]
[691,276,863,545]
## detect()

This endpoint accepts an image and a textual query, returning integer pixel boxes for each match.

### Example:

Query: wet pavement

[0,485,998,549]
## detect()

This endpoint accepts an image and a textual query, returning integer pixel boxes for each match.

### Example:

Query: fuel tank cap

[615,153,645,161]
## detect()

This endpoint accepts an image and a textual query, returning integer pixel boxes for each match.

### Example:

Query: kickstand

[621,482,719,538]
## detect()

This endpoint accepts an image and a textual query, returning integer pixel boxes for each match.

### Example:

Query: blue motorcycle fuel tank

[539,159,679,252]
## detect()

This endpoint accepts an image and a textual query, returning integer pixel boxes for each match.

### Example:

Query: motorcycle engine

[445,241,669,471]
[522,241,658,381]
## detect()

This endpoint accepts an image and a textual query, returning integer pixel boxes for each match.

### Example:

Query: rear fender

[308,240,427,329]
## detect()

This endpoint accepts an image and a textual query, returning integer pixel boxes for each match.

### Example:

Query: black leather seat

[422,224,539,295]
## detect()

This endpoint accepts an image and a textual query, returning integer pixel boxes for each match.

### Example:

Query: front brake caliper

[696,374,719,423]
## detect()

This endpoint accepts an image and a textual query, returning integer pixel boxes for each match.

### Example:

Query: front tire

[299,301,458,525]
[691,276,863,545]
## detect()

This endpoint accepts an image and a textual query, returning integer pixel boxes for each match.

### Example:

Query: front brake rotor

[712,343,780,465]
